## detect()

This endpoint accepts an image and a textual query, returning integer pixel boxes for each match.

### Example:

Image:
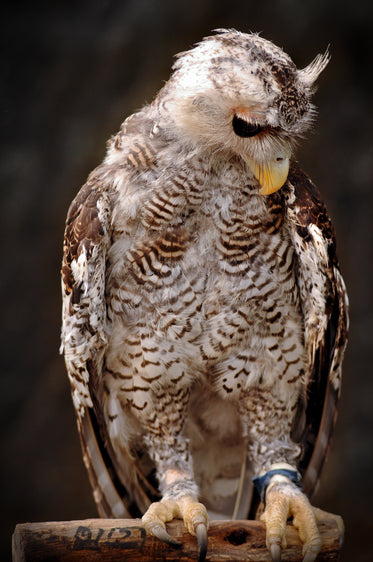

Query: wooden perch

[12,518,341,561]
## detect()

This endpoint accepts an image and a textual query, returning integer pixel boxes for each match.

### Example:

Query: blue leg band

[252,468,302,502]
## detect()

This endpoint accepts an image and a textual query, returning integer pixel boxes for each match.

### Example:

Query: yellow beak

[249,153,290,195]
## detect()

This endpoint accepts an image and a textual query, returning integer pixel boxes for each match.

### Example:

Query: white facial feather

[161,29,328,166]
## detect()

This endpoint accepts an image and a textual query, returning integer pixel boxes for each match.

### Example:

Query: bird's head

[164,29,329,195]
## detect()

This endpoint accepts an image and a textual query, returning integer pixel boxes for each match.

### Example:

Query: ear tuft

[298,49,330,89]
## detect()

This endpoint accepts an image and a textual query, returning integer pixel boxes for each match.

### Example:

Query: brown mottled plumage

[61,30,348,561]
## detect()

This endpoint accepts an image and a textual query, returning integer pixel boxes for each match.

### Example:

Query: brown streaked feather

[88,373,161,516]
[284,163,349,497]
[61,169,112,414]
[62,179,107,297]
[61,168,162,518]
[302,266,348,497]
[77,408,130,518]
[77,404,160,519]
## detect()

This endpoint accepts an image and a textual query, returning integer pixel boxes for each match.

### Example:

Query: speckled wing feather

[61,164,158,519]
[284,163,349,497]
[61,170,111,416]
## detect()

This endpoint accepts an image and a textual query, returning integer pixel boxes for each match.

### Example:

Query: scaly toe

[178,497,209,536]
[142,497,209,557]
[291,494,322,561]
[178,497,209,561]
[142,499,181,546]
[261,484,289,555]
[312,506,345,545]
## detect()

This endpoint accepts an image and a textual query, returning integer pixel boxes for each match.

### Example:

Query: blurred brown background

[1,1,372,560]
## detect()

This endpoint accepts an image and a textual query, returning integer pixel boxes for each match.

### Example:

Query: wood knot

[225,528,250,546]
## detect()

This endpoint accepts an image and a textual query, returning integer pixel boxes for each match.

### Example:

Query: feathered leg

[240,390,343,562]
[139,385,209,560]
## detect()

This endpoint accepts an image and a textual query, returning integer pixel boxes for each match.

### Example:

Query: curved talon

[196,523,208,562]
[270,542,282,562]
[150,524,182,547]
[142,497,208,555]
[303,550,319,562]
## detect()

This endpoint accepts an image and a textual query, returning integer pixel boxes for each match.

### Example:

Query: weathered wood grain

[12,518,342,561]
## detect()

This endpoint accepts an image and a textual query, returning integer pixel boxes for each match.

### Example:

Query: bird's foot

[261,480,323,562]
[142,496,209,561]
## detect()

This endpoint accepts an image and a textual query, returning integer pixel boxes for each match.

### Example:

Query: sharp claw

[151,524,182,547]
[196,523,208,562]
[302,548,319,562]
[270,542,282,562]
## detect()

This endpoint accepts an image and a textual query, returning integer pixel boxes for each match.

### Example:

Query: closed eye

[232,114,263,138]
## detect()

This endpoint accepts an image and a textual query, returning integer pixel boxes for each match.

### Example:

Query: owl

[61,29,348,561]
